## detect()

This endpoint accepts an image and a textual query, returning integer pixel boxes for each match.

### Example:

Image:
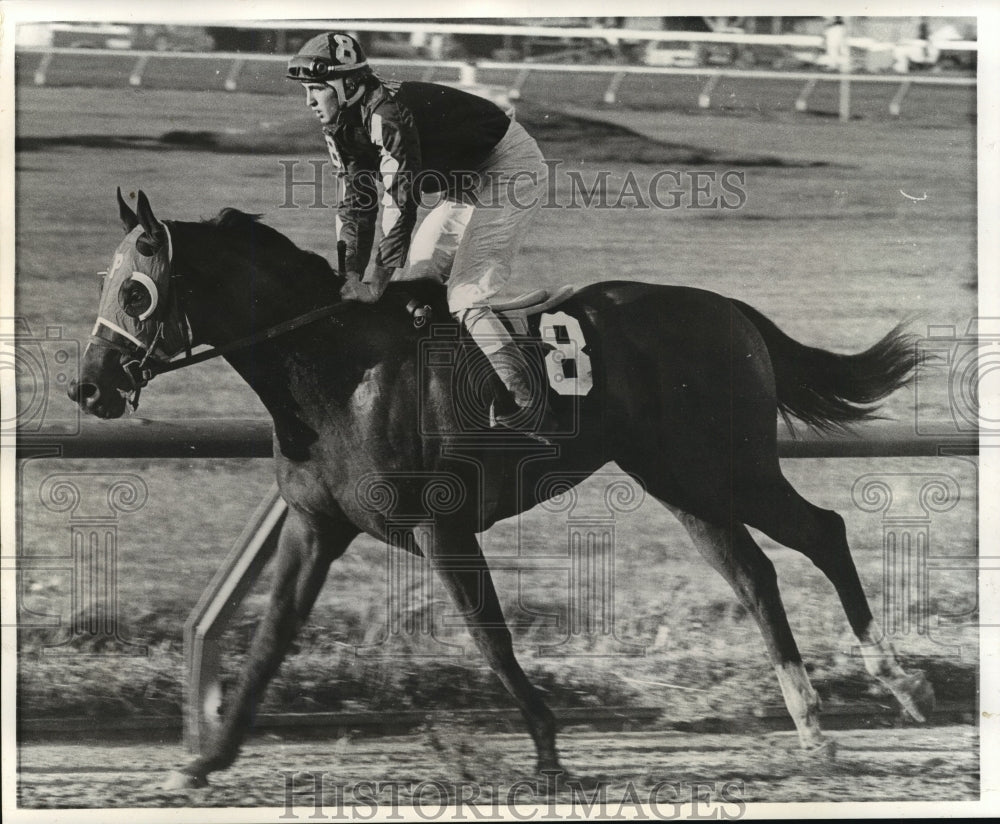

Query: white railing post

[224,58,244,92]
[508,66,532,100]
[183,484,287,753]
[839,17,852,122]
[459,62,477,86]
[603,71,626,104]
[795,77,817,112]
[699,74,721,109]
[129,55,149,87]
[889,80,912,117]
[33,52,53,86]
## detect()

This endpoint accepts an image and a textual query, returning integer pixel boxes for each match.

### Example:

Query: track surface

[17,727,977,808]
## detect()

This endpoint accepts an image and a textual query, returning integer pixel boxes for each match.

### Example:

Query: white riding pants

[404,119,547,355]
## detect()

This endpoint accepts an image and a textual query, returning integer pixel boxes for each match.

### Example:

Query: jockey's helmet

[286,32,372,105]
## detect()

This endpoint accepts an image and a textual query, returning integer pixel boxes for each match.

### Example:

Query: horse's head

[71,189,353,417]
[68,189,192,418]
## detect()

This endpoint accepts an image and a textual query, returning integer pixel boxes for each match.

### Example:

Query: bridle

[90,224,351,410]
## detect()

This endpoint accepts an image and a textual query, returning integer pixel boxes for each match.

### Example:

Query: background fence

[16,46,976,119]
[14,419,980,459]
[14,418,978,749]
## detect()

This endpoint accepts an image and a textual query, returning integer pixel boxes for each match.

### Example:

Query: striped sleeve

[369,103,421,269]
[332,132,379,275]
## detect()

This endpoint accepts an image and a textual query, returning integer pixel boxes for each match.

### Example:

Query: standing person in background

[287,32,556,438]
[822,17,848,71]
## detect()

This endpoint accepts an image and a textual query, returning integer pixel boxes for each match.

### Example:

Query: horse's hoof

[536,771,596,795]
[803,737,838,762]
[891,671,936,722]
[556,772,602,792]
[534,764,572,794]
[163,770,208,790]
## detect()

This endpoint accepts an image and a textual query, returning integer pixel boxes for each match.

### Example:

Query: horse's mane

[207,208,340,286]
[202,208,450,319]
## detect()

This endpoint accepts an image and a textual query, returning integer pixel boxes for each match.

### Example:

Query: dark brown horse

[70,190,933,788]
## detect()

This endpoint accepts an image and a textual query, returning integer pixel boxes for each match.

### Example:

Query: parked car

[130,25,215,52]
[642,40,701,67]
[50,23,133,50]
[47,23,214,52]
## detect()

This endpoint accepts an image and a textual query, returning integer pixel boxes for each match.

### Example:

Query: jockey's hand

[366,264,395,299]
[339,275,379,304]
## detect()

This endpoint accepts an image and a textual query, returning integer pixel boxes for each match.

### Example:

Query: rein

[147,232,354,378]
[148,301,350,378]
[109,300,349,411]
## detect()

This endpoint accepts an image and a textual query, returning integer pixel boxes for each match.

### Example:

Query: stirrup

[491,410,554,446]
[489,400,558,446]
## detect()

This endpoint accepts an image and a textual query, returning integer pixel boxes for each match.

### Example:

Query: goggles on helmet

[287,57,339,81]
[286,54,368,83]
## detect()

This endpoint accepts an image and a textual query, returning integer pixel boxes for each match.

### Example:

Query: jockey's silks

[322,80,512,273]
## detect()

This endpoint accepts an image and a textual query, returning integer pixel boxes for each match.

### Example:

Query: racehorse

[70,190,934,788]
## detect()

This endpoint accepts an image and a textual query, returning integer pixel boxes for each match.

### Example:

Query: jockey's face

[304,82,339,126]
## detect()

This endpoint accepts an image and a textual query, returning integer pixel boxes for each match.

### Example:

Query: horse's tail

[731,299,919,433]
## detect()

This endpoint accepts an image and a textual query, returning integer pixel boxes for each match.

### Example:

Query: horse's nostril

[68,381,100,403]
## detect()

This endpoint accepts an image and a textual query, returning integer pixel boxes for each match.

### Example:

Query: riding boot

[487,343,559,440]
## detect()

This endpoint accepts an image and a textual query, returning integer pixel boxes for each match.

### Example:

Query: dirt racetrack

[17,727,978,808]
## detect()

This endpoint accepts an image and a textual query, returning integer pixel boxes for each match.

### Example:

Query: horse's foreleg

[662,502,831,755]
[420,523,562,775]
[170,509,358,787]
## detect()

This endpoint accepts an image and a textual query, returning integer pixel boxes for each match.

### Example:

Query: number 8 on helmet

[286,32,371,106]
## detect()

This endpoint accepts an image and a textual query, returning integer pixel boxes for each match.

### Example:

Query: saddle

[404,284,576,329]
[398,282,593,439]
[489,285,577,318]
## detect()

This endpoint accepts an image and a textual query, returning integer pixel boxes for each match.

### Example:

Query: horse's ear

[117,187,139,233]
[135,190,166,243]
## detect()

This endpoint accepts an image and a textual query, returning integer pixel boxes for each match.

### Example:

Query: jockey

[287,32,555,437]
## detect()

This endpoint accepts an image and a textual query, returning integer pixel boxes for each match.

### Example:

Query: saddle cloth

[484,285,593,401]
[403,280,593,438]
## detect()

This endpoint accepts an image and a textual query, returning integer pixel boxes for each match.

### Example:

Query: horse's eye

[135,233,161,256]
[118,279,153,318]
[97,271,108,299]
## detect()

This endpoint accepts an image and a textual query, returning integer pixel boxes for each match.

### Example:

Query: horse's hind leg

[659,501,831,753]
[742,477,935,723]
[167,508,358,788]
[419,521,561,775]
